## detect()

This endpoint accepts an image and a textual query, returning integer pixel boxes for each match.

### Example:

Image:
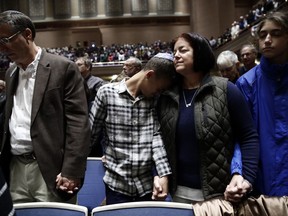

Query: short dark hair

[171,32,215,75]
[143,55,176,81]
[0,10,36,39]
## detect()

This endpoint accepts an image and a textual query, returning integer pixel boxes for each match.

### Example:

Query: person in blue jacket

[236,10,288,196]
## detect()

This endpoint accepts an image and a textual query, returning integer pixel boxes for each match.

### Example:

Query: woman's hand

[224,174,252,202]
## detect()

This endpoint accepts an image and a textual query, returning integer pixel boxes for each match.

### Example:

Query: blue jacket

[236,56,288,196]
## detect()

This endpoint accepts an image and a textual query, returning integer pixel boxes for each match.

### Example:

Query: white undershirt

[10,48,42,155]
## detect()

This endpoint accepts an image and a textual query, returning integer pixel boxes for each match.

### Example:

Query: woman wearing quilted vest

[153,32,260,215]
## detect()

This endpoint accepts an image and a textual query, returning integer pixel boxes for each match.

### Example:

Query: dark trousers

[105,184,153,205]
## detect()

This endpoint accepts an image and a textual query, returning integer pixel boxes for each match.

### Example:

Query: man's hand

[56,173,81,194]
[152,175,169,201]
[224,174,252,202]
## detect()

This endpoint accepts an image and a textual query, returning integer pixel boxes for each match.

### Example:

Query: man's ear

[236,61,241,69]
[23,28,33,40]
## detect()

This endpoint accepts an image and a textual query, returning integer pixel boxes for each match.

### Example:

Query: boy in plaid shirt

[90,53,175,204]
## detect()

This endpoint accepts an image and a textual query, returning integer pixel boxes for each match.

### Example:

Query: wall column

[190,0,235,39]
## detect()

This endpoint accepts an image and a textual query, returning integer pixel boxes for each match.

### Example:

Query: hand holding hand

[224,174,252,202]
[56,173,81,194]
[152,175,169,201]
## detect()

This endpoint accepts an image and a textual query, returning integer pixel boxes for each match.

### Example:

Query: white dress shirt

[10,48,42,155]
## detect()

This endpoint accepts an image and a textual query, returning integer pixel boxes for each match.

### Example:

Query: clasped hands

[56,173,81,194]
[152,175,169,200]
[152,174,252,203]
[224,174,252,202]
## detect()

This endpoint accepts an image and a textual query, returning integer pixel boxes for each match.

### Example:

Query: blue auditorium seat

[77,157,106,211]
[91,201,194,216]
[14,202,88,216]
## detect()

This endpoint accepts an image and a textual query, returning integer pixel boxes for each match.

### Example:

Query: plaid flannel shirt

[89,80,171,197]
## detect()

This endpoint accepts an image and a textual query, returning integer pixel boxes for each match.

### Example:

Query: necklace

[182,90,193,107]
[182,88,199,108]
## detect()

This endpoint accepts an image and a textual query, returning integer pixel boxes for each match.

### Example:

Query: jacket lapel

[31,58,51,126]
[5,66,19,126]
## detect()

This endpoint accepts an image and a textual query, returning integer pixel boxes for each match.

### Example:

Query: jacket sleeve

[61,61,91,178]
[230,143,242,175]
[152,108,172,177]
[227,82,259,185]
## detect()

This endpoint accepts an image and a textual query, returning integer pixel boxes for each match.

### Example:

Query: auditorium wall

[1,0,257,48]
[35,24,190,48]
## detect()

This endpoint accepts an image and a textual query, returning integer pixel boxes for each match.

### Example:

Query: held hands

[224,174,252,202]
[152,175,169,201]
[56,173,81,194]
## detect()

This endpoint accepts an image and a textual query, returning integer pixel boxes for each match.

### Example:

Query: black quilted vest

[158,76,234,199]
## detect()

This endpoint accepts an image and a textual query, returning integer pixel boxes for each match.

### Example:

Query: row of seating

[14,157,194,215]
[76,157,173,211]
[14,201,193,216]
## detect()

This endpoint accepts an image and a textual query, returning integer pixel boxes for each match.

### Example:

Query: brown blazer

[0,50,90,200]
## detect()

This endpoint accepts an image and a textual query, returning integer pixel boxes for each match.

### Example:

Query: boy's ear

[145,70,155,79]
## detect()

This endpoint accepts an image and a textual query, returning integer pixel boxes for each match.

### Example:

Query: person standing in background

[0,10,90,203]
[75,56,106,109]
[216,50,240,83]
[239,44,258,75]
[110,56,142,82]
[75,56,106,157]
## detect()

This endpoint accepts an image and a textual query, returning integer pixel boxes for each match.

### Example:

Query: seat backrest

[14,202,88,216]
[91,201,194,216]
[77,157,106,211]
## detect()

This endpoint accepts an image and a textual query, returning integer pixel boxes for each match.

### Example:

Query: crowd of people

[209,0,287,48]
[45,40,172,63]
[0,5,288,216]
[0,1,287,73]
[0,40,173,74]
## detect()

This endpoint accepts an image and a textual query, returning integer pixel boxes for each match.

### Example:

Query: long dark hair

[171,32,215,75]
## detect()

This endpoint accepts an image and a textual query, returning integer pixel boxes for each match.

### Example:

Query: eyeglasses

[0,31,21,46]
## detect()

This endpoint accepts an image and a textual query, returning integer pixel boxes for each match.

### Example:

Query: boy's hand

[152,175,169,201]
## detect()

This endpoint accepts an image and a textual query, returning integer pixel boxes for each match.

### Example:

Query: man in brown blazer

[0,10,90,203]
